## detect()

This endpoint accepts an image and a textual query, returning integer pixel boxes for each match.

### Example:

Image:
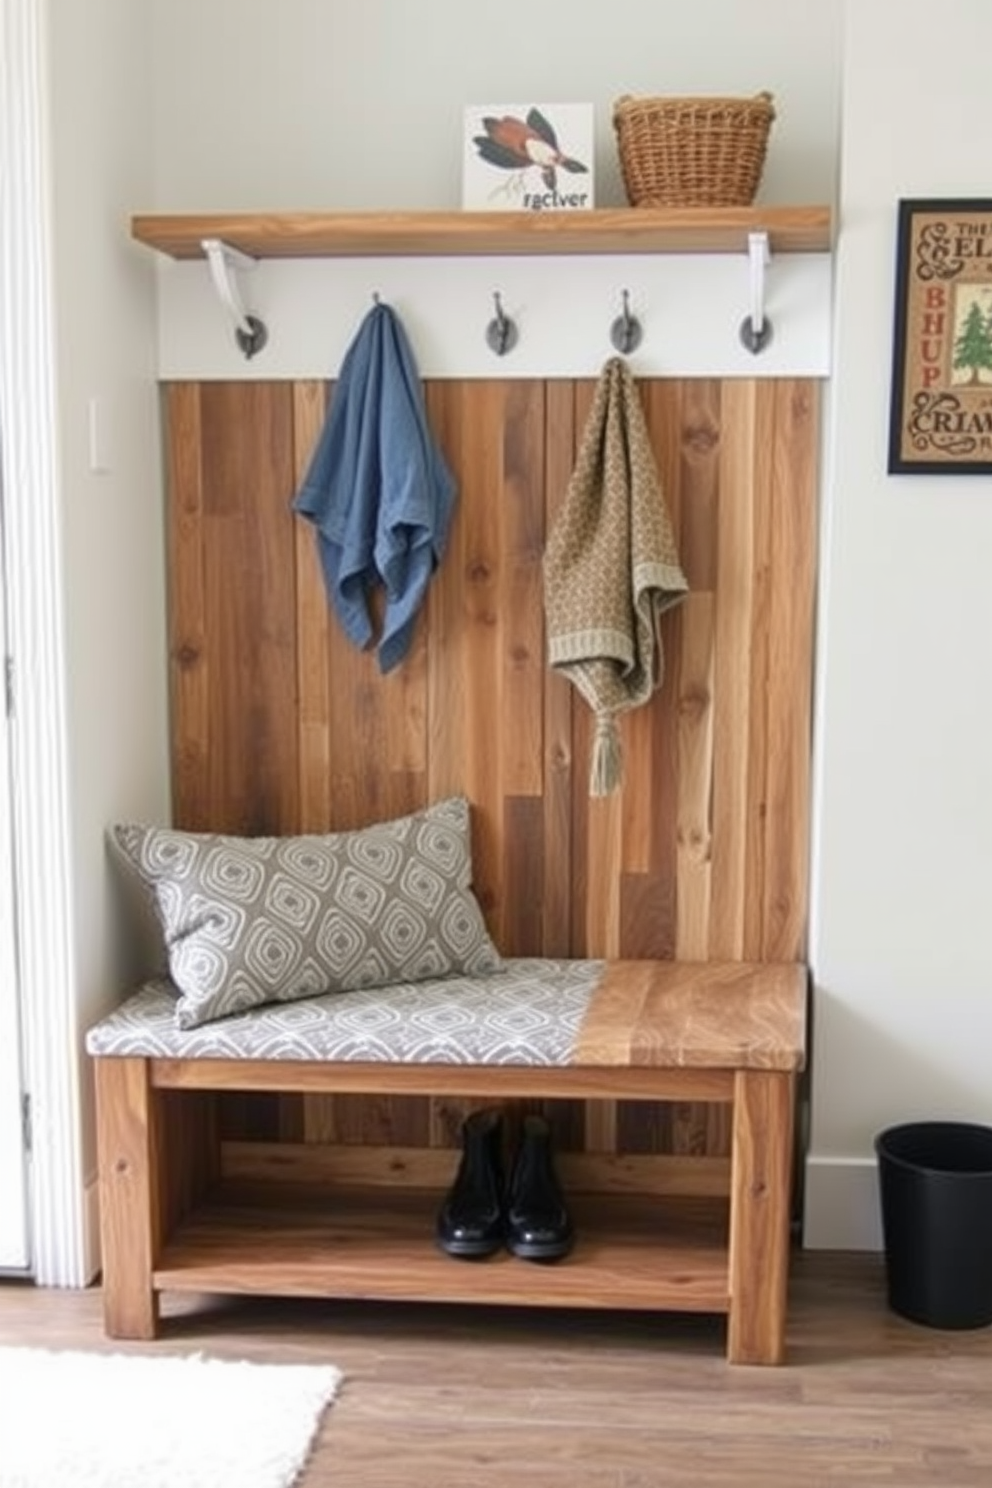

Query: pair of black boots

[436,1108,574,1262]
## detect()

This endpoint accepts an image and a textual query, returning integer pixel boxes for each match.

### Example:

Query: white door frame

[0,0,87,1286]
[0,464,29,1271]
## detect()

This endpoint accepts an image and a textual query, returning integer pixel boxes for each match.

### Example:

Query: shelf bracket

[202,237,268,359]
[739,231,772,355]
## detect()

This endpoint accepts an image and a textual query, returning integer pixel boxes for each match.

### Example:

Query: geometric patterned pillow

[111,796,503,1029]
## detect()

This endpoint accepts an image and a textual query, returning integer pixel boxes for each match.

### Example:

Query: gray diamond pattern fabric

[111,797,502,1030]
[85,959,606,1066]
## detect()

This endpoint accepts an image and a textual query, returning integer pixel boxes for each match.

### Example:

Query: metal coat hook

[740,230,772,355]
[202,237,268,359]
[486,291,518,356]
[610,289,642,354]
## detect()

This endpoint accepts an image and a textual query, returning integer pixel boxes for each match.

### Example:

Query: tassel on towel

[591,713,623,798]
[543,357,688,797]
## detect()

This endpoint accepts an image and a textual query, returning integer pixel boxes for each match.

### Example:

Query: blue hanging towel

[293,302,456,673]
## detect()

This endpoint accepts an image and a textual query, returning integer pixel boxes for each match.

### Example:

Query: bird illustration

[473,107,589,193]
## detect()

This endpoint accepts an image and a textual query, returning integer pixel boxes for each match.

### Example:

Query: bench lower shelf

[153,1185,731,1314]
[93,1047,799,1363]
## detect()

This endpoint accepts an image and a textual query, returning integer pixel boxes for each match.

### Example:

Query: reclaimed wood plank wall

[164,376,818,1159]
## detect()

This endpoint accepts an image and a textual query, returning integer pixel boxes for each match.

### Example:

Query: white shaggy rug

[0,1346,343,1488]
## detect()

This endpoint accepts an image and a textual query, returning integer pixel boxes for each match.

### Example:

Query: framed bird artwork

[462,103,594,211]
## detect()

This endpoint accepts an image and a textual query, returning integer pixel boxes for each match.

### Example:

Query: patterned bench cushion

[85,958,606,1066]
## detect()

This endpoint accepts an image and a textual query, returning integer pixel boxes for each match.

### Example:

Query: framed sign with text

[889,198,992,474]
[462,104,594,212]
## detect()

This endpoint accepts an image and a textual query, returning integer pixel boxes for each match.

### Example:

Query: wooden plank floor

[2,1252,992,1486]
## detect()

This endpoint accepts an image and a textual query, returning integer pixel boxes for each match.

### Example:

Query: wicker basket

[613,92,775,208]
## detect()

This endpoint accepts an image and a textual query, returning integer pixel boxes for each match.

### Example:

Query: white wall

[42,0,169,1279]
[804,0,992,1249]
[150,0,840,211]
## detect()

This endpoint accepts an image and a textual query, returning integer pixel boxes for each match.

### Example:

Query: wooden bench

[88,958,807,1366]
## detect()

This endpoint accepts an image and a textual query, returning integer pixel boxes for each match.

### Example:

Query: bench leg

[727,1069,795,1365]
[94,1057,160,1339]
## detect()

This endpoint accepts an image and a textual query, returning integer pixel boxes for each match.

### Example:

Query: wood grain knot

[678,825,711,855]
[684,422,719,455]
[678,684,711,719]
[466,559,492,584]
[113,1158,129,1176]
[174,643,201,669]
[750,1180,768,1199]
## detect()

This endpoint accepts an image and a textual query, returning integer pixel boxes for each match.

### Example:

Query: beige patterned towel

[543,357,688,796]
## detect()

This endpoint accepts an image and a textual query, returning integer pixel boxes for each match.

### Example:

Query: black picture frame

[888,197,992,475]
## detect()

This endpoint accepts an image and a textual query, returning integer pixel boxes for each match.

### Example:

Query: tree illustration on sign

[953,296,992,384]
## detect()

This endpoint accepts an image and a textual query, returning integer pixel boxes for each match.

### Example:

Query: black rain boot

[506,1114,574,1262]
[436,1108,504,1259]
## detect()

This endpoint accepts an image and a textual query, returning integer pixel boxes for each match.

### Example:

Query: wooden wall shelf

[130,205,832,260]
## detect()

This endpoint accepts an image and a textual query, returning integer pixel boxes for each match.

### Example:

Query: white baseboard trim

[802,1154,883,1251]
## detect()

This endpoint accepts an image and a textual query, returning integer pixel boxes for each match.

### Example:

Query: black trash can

[875,1121,992,1330]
